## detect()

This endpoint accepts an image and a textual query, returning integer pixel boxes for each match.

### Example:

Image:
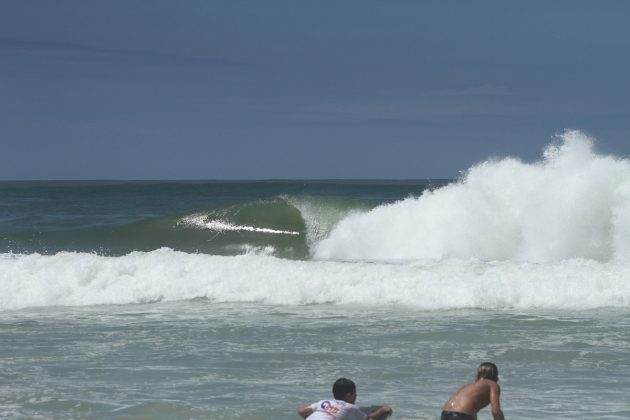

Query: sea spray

[315,130,630,262]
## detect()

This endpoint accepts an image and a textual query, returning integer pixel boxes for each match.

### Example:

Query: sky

[1,1,629,180]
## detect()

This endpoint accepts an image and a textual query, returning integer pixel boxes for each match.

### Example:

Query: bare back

[442,379,500,417]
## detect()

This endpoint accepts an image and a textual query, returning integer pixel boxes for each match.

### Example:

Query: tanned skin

[442,378,504,420]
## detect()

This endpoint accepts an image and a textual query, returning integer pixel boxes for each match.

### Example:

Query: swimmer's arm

[297,404,314,418]
[367,405,393,419]
[490,383,505,420]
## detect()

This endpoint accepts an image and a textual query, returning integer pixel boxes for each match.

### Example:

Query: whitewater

[2,250,630,311]
[316,130,630,262]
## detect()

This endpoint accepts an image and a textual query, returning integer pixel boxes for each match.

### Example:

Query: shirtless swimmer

[441,362,505,420]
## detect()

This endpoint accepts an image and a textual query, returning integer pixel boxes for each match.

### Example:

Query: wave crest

[315,130,630,262]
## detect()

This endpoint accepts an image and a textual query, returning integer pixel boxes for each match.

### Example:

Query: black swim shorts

[441,411,475,420]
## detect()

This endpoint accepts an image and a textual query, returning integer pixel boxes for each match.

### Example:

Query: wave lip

[2,249,630,311]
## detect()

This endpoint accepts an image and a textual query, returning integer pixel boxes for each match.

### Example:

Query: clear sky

[1,1,629,179]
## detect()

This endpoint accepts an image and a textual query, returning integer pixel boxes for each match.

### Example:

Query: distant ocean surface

[1,131,630,419]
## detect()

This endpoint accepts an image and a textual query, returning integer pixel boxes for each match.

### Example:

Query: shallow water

[1,302,629,419]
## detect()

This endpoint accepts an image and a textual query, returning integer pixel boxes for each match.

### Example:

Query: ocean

[1,131,629,419]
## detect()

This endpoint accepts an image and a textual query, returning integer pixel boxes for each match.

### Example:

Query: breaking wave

[316,130,630,262]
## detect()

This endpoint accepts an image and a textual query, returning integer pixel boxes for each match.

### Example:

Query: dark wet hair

[333,378,356,400]
[476,362,499,381]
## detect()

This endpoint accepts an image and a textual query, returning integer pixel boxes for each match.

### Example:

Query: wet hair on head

[333,378,356,400]
[476,362,499,381]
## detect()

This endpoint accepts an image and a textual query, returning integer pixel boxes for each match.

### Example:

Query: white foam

[179,214,299,235]
[1,249,630,311]
[315,130,630,262]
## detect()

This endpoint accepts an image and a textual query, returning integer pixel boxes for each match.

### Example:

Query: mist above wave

[315,130,630,262]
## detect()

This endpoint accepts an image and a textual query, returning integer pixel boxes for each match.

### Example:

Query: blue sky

[1,1,629,179]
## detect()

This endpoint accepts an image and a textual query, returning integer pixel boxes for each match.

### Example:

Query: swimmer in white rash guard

[298,378,392,420]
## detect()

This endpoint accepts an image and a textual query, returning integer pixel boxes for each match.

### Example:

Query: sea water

[1,130,629,419]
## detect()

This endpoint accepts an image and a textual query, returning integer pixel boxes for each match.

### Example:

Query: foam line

[2,249,629,311]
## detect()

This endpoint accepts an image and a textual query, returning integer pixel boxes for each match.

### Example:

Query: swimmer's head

[333,378,357,402]
[476,362,499,381]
